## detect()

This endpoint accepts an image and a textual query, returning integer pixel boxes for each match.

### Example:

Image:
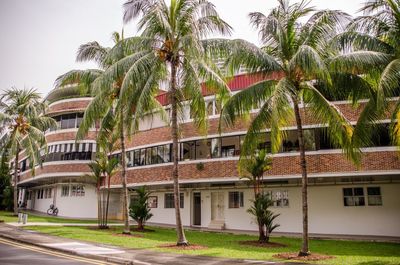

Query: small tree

[85,149,119,229]
[0,152,13,211]
[129,186,153,231]
[240,149,272,198]
[247,193,280,243]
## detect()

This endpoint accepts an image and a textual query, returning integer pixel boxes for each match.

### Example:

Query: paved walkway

[0,223,298,265]
[7,222,123,227]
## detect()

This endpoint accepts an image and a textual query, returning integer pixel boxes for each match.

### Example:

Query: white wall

[144,191,191,226]
[56,184,98,218]
[146,183,400,237]
[28,184,98,219]
[26,182,400,237]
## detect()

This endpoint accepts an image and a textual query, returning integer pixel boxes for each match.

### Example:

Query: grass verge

[0,210,115,224]
[24,225,400,265]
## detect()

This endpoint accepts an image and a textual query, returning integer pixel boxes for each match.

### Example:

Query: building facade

[15,75,400,238]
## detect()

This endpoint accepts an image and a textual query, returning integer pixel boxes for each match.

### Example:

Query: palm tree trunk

[105,174,111,227]
[13,145,20,216]
[97,184,101,228]
[120,112,130,234]
[293,99,309,256]
[258,221,266,243]
[170,62,188,246]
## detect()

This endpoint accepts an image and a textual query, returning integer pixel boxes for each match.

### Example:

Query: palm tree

[95,127,121,227]
[218,0,357,256]
[331,0,400,147]
[247,193,280,243]
[86,148,119,229]
[129,186,153,231]
[55,31,136,234]
[0,88,56,215]
[240,149,272,199]
[122,0,232,245]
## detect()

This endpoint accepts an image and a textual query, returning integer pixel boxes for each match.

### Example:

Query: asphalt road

[0,237,113,265]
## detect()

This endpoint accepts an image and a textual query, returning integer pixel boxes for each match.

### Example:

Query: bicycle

[47,204,59,216]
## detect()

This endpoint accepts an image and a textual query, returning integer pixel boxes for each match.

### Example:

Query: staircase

[208,220,225,230]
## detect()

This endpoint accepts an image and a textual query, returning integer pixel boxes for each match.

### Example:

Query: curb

[0,232,134,265]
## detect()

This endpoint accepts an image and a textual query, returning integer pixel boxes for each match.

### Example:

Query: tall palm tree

[218,0,357,256]
[332,0,400,147]
[55,31,134,234]
[0,88,56,215]
[122,0,232,245]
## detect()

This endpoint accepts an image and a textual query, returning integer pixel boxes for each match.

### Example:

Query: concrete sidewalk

[0,223,297,265]
[7,222,123,227]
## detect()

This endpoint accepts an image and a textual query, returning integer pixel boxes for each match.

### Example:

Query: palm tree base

[176,241,189,246]
[298,251,310,257]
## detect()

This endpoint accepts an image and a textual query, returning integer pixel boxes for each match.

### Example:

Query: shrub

[247,193,280,243]
[129,186,153,231]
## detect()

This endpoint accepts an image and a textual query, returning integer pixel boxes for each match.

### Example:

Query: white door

[211,192,225,221]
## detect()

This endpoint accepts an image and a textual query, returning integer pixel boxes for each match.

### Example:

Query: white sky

[0,0,363,96]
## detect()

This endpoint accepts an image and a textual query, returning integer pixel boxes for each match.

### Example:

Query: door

[193,192,201,226]
[211,192,225,221]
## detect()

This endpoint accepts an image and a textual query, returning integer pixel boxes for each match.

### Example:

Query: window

[148,196,158,208]
[126,151,134,167]
[343,187,365,206]
[229,191,244,208]
[130,195,139,206]
[163,144,171,163]
[367,187,382,206]
[164,193,184,208]
[61,185,69,197]
[207,101,214,116]
[211,138,221,158]
[195,139,211,159]
[51,113,84,131]
[71,185,85,197]
[269,190,289,207]
[44,188,52,199]
[221,136,240,157]
[181,141,195,160]
[76,113,84,128]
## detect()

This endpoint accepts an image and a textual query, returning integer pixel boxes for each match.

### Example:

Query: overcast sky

[0,0,364,96]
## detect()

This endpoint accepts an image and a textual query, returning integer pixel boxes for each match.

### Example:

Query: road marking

[0,237,114,264]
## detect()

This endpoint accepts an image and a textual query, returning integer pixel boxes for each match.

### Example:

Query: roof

[155,72,283,106]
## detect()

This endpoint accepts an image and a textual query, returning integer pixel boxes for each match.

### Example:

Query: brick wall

[19,163,91,182]
[109,150,400,185]
[45,131,97,143]
[47,99,91,115]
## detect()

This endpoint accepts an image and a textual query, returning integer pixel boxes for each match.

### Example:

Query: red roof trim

[156,72,283,106]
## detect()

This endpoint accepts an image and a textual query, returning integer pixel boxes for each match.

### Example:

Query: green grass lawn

[24,225,400,265]
[0,210,110,224]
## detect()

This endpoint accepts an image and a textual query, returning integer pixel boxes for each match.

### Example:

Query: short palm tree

[0,88,56,215]
[240,149,272,198]
[55,32,136,234]
[122,0,232,245]
[86,146,119,229]
[332,0,400,147]
[247,193,280,243]
[129,186,153,231]
[219,0,357,256]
